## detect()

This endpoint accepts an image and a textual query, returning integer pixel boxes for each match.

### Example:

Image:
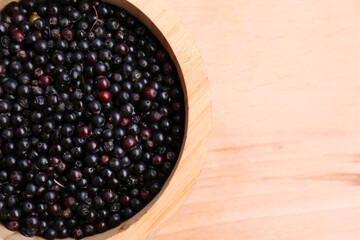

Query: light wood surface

[152,0,360,240]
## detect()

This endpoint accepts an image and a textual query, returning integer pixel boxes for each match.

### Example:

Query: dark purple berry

[152,154,164,166]
[48,203,61,216]
[12,12,25,25]
[115,42,129,55]
[69,168,82,181]
[62,27,75,41]
[102,189,115,203]
[6,220,20,231]
[64,196,76,208]
[96,221,107,233]
[123,136,136,150]
[96,77,110,89]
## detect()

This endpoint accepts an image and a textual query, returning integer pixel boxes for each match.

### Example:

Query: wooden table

[152,0,360,239]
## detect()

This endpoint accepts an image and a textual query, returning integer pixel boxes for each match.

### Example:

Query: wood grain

[151,0,360,240]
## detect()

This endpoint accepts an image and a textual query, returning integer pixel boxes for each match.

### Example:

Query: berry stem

[90,6,104,32]
[53,179,65,188]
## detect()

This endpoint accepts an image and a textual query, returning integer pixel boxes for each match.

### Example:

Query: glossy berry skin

[143,86,157,100]
[140,127,152,140]
[69,168,82,181]
[78,125,91,138]
[48,203,61,216]
[12,12,25,25]
[97,78,110,89]
[115,42,128,55]
[102,189,116,203]
[100,155,110,166]
[12,30,25,43]
[29,14,40,25]
[99,90,112,103]
[123,136,136,150]
[152,154,164,166]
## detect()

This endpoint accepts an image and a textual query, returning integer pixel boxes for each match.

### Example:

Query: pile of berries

[0,0,185,238]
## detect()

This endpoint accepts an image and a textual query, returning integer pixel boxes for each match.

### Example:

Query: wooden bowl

[0,0,211,239]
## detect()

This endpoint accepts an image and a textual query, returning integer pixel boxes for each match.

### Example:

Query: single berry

[99,90,112,103]
[102,189,116,203]
[48,203,61,216]
[100,155,110,166]
[143,86,157,100]
[140,127,152,140]
[62,27,75,41]
[115,42,129,55]
[39,75,52,88]
[29,14,40,25]
[64,196,76,208]
[97,78,110,89]
[6,221,20,231]
[12,12,25,25]
[152,154,164,166]
[12,30,25,43]
[69,168,82,181]
[123,136,136,150]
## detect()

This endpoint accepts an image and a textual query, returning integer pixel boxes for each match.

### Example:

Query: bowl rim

[0,0,211,239]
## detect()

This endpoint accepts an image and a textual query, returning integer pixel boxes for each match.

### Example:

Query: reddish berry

[121,117,131,127]
[152,154,164,166]
[39,75,52,88]
[12,30,25,43]
[123,136,136,150]
[34,30,42,40]
[78,125,91,138]
[140,127,152,140]
[99,90,112,103]
[49,156,61,167]
[96,78,110,89]
[143,86,157,100]
[100,155,110,166]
